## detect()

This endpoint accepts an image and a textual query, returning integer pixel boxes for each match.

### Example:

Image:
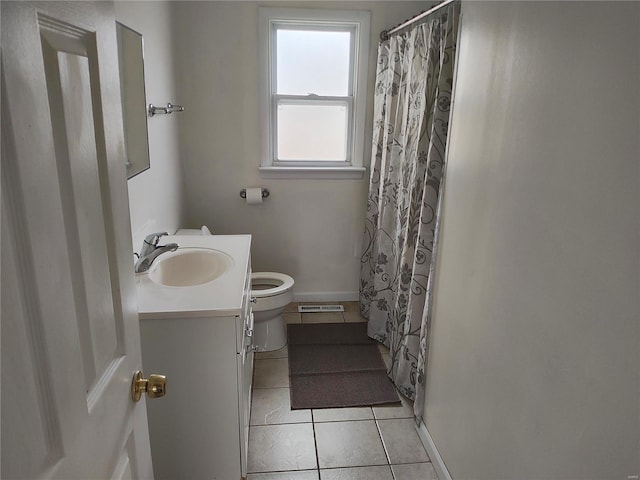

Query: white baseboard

[416,420,452,480]
[293,291,359,302]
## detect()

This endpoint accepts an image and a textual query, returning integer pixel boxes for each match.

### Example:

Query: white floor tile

[284,302,300,313]
[283,312,302,324]
[253,358,289,388]
[301,312,345,323]
[343,311,367,323]
[391,462,438,480]
[248,470,319,480]
[312,407,373,423]
[251,388,311,425]
[372,393,414,420]
[256,345,289,360]
[342,301,360,312]
[247,423,317,473]
[320,465,393,480]
[380,352,392,370]
[314,420,387,469]
[377,418,429,464]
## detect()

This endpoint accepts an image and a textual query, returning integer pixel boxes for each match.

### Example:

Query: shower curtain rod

[380,0,457,41]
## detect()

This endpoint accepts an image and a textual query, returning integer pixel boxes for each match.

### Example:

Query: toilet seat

[251,272,294,298]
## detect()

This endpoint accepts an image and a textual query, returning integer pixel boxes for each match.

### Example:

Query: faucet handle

[143,232,168,247]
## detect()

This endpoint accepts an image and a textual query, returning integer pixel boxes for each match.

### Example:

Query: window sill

[258,166,367,180]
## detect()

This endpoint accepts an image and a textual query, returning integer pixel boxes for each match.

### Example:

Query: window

[259,8,370,178]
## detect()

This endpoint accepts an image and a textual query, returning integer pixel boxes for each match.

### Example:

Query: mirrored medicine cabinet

[116,21,150,179]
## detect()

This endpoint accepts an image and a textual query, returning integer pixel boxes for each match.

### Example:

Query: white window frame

[258,7,370,179]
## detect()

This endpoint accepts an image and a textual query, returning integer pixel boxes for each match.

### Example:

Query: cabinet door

[239,312,255,477]
[142,316,239,479]
[237,264,254,478]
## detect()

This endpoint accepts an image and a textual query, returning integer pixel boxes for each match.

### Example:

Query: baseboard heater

[297,305,344,313]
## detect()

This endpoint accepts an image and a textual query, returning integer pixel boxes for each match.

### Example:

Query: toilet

[175,226,294,352]
[250,272,294,351]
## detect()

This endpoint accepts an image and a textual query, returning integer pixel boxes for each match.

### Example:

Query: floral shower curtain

[360,2,459,421]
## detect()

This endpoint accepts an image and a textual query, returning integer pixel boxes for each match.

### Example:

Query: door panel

[1,2,153,478]
[1,188,64,477]
[41,16,123,395]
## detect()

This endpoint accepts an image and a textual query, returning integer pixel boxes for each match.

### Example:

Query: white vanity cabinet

[136,235,254,480]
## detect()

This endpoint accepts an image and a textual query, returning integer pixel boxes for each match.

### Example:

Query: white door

[1,2,154,478]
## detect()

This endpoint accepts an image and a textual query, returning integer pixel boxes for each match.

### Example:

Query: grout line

[252,386,293,390]
[389,463,398,480]
[249,420,313,427]
[311,417,375,424]
[374,416,393,470]
[248,467,319,475]
[311,415,321,477]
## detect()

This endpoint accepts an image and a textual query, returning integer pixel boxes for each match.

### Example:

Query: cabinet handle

[245,312,255,338]
[250,297,257,304]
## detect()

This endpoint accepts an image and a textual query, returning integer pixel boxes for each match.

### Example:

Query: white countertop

[136,234,251,319]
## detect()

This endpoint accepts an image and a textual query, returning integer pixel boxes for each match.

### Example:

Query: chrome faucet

[134,232,178,273]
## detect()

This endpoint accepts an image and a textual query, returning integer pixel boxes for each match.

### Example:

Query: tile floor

[246,302,439,480]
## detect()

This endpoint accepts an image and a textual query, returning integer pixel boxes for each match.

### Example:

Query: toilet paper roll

[245,187,263,205]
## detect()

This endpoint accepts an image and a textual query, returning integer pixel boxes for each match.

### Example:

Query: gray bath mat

[288,322,400,410]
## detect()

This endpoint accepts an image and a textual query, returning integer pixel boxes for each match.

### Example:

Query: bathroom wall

[114,1,187,251]
[172,1,434,300]
[422,2,640,479]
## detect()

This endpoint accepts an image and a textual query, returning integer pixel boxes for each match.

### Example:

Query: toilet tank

[175,225,212,235]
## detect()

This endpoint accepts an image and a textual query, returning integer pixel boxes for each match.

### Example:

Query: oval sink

[148,248,234,287]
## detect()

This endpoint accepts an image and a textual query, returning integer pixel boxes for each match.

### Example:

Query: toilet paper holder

[240,188,270,199]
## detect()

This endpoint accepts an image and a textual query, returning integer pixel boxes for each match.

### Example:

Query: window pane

[277,103,347,161]
[276,29,351,96]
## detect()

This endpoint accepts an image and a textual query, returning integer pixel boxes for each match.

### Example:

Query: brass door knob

[132,370,166,402]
